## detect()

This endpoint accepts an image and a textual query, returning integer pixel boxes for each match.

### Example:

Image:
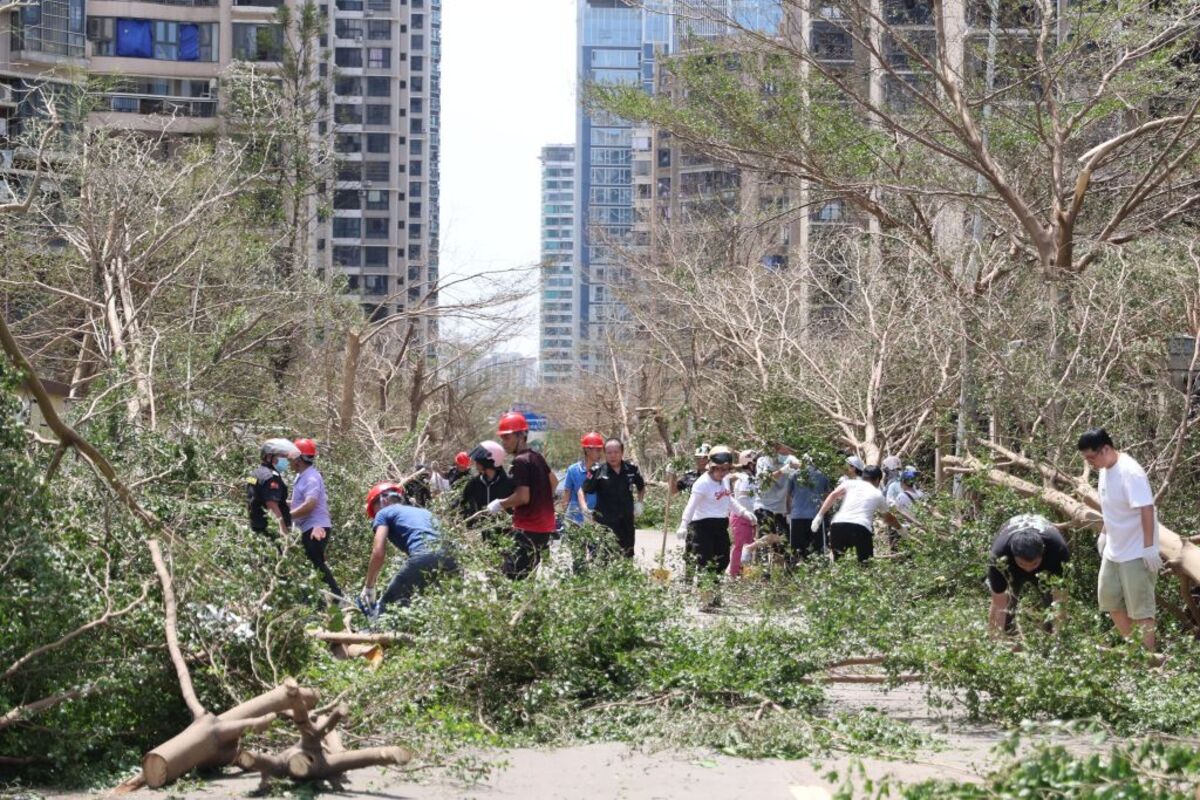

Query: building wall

[539,143,575,385]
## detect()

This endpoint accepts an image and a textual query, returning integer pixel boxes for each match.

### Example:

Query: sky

[438,0,578,358]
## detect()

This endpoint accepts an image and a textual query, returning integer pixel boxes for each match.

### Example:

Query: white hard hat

[262,437,300,458]
[846,455,866,472]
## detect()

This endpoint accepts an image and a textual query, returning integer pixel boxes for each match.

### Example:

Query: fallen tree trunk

[309,630,410,646]
[941,454,1200,586]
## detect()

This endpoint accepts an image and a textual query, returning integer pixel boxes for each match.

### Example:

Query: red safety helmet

[580,431,605,449]
[365,481,403,519]
[497,411,529,435]
[455,451,471,469]
[293,438,317,458]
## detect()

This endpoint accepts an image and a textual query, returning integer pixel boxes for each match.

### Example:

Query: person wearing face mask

[287,438,343,603]
[247,438,298,542]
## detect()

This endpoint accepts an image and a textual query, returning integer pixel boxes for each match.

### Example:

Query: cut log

[309,630,410,646]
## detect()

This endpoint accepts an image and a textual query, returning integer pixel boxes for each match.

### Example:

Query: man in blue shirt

[561,431,604,526]
[358,481,458,622]
[787,457,831,562]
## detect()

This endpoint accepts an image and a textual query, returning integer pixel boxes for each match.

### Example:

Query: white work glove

[1096,533,1107,556]
[359,585,376,606]
[676,524,688,541]
[634,501,645,517]
[486,498,504,514]
[810,514,824,533]
[1142,546,1163,573]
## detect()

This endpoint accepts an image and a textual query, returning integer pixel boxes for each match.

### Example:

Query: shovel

[650,471,674,583]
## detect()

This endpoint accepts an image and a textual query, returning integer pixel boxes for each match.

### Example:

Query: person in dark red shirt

[483,411,558,579]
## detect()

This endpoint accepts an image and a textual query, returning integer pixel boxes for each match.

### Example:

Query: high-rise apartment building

[539,144,575,385]
[0,0,438,324]
[574,0,673,372]
[573,1,779,374]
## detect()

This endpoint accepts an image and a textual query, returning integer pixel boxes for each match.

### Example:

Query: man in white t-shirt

[811,466,899,562]
[1077,427,1161,650]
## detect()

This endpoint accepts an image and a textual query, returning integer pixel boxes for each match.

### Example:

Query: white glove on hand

[486,498,504,514]
[360,585,376,606]
[810,514,824,533]
[676,524,688,541]
[1142,546,1163,573]
[1096,533,1107,556]
[634,501,645,517]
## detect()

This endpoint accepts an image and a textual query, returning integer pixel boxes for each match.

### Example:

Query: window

[364,218,389,238]
[364,246,389,267]
[411,12,424,28]
[333,190,359,209]
[411,34,424,50]
[367,47,390,68]
[232,22,281,61]
[335,18,363,39]
[408,181,422,198]
[334,47,362,67]
[332,217,361,238]
[409,117,424,134]
[364,190,389,210]
[333,246,361,266]
[89,18,215,61]
[364,161,390,181]
[336,161,361,181]
[410,55,424,72]
[409,139,423,155]
[367,20,390,40]
[366,76,390,97]
[408,223,422,239]
[408,160,422,176]
[365,103,390,125]
[591,48,638,68]
[335,103,362,124]
[409,76,423,92]
[334,76,360,95]
[18,0,86,57]
[409,97,422,114]
[334,134,361,153]
[408,202,422,218]
[407,244,422,259]
[365,133,390,153]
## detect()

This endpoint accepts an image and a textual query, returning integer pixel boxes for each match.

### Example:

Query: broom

[650,470,674,583]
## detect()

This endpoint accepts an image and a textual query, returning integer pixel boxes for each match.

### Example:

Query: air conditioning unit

[353,33,363,42]
[363,9,373,16]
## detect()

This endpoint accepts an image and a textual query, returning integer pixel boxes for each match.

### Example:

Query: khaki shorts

[1097,557,1157,620]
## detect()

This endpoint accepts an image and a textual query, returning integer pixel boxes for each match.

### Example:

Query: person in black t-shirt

[583,438,646,558]
[460,440,515,541]
[672,443,711,495]
[247,438,298,541]
[986,513,1071,635]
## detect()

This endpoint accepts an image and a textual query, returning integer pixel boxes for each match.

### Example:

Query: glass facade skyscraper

[574,0,673,371]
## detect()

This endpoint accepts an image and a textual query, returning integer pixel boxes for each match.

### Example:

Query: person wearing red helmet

[443,451,472,489]
[561,431,603,526]
[483,411,558,579]
[287,438,343,602]
[358,481,458,623]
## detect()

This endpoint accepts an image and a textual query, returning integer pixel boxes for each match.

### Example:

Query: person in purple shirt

[288,438,343,602]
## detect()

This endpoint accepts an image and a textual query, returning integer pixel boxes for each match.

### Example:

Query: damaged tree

[137,540,408,789]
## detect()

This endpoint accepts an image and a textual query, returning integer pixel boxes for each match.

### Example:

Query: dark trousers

[756,509,789,537]
[597,514,636,558]
[503,530,552,580]
[687,517,731,576]
[380,550,459,611]
[300,527,343,598]
[1004,577,1053,634]
[789,517,825,562]
[829,522,874,563]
